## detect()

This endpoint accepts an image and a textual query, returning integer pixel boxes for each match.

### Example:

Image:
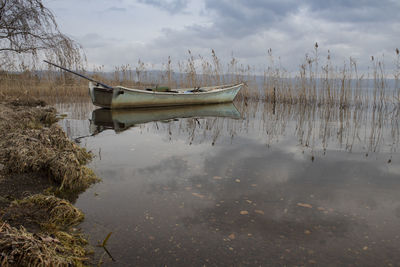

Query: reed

[1,46,399,108]
[394,48,400,101]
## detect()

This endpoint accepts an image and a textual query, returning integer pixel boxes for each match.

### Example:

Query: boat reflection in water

[90,103,241,133]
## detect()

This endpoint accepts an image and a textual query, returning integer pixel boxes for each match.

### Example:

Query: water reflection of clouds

[384,164,400,176]
[67,101,400,265]
[135,136,400,236]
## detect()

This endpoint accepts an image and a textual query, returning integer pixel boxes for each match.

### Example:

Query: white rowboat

[89,82,243,109]
[42,61,243,109]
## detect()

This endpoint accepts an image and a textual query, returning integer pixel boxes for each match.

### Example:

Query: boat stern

[89,82,113,109]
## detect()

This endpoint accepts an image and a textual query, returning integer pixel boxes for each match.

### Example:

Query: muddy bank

[0,97,98,266]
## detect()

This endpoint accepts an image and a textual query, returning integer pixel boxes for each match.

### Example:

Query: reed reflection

[146,100,400,155]
[59,98,399,156]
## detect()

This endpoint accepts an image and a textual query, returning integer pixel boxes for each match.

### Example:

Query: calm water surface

[57,99,400,266]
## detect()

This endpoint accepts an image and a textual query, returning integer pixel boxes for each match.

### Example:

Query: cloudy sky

[44,0,400,72]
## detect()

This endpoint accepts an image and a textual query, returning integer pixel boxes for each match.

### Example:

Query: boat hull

[90,103,241,133]
[89,83,243,109]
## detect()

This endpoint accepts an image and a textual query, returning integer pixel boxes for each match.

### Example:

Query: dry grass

[263,46,400,109]
[0,99,96,266]
[0,47,399,108]
[0,99,98,191]
[0,220,88,266]
[7,194,84,229]
[0,194,89,266]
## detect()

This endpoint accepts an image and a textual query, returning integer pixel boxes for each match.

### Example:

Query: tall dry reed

[1,47,400,109]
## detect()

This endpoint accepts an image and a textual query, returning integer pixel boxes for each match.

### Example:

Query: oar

[43,60,114,90]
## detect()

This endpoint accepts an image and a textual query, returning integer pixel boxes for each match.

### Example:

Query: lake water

[57,99,400,266]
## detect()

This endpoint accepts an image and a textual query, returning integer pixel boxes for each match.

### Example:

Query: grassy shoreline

[0,97,98,266]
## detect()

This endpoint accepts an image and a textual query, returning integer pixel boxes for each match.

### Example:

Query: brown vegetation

[3,194,84,231]
[0,98,98,191]
[0,195,88,266]
[1,47,399,109]
[0,98,98,266]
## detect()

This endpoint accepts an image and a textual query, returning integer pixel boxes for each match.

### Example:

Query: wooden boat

[89,82,243,109]
[42,60,243,109]
[89,103,241,133]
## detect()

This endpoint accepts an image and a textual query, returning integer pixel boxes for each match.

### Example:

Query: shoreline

[0,97,98,266]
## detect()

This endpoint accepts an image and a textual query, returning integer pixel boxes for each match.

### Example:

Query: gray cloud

[77,33,112,49]
[202,0,400,38]
[138,0,189,14]
[49,0,400,72]
[106,7,127,12]
[204,0,299,37]
[307,0,400,23]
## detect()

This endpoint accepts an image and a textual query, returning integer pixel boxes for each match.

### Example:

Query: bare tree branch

[0,0,84,68]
